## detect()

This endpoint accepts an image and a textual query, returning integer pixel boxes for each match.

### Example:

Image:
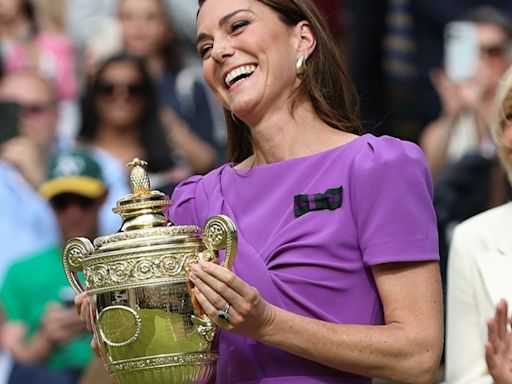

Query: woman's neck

[242,100,356,167]
[93,124,145,164]
[146,55,165,79]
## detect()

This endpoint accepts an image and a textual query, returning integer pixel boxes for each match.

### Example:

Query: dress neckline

[226,133,369,175]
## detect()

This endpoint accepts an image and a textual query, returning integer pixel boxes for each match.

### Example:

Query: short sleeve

[350,136,439,265]
[167,175,204,226]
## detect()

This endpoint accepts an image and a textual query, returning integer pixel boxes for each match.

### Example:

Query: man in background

[0,71,63,281]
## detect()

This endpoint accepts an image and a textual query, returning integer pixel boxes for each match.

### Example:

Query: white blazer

[446,202,512,384]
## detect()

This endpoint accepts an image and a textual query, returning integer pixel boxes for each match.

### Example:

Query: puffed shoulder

[167,175,204,226]
[350,135,438,265]
[167,165,230,226]
[352,134,432,185]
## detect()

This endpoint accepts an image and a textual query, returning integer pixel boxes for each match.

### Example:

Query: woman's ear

[295,21,316,59]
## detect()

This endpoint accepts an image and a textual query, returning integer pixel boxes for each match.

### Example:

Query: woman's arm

[160,107,217,174]
[189,260,443,384]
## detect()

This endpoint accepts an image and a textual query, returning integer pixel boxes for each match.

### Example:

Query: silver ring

[217,303,231,321]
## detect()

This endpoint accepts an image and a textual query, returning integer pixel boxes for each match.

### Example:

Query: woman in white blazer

[446,64,512,384]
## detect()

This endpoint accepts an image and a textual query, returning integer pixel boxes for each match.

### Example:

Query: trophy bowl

[62,159,237,384]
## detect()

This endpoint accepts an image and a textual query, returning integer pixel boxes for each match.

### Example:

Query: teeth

[225,65,257,87]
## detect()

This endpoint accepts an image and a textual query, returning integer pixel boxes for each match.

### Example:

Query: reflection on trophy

[62,158,237,384]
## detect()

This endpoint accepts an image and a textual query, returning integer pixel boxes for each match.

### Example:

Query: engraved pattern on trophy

[83,247,209,294]
[97,305,143,347]
[203,215,238,270]
[62,237,94,293]
[61,159,238,384]
[93,226,201,248]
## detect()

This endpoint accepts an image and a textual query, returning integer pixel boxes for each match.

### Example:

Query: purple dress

[168,134,439,384]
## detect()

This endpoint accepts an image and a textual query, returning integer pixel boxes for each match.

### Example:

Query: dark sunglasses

[20,103,55,117]
[51,194,96,211]
[95,82,146,98]
[480,44,507,57]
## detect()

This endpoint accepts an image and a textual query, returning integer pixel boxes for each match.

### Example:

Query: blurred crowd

[0,0,512,383]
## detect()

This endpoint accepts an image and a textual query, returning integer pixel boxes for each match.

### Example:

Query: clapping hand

[486,299,512,384]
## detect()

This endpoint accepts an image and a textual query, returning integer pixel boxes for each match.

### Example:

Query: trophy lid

[89,158,201,251]
[112,158,172,232]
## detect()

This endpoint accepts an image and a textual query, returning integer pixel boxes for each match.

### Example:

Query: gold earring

[296,55,306,76]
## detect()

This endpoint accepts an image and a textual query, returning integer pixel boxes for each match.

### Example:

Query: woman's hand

[486,299,512,384]
[430,68,486,117]
[75,292,93,331]
[75,291,101,355]
[188,262,275,338]
[430,68,463,118]
[0,136,46,188]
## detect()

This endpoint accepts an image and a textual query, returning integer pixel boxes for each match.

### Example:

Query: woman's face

[0,0,22,22]
[196,0,303,124]
[118,0,170,58]
[475,23,511,95]
[95,61,147,128]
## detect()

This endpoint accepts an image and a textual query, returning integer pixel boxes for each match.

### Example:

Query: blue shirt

[0,161,59,282]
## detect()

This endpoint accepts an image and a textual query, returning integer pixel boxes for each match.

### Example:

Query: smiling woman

[76,1,444,383]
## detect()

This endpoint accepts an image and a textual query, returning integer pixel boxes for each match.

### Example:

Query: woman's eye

[198,45,212,59]
[230,20,249,33]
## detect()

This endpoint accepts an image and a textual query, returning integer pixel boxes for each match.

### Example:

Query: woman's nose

[211,39,235,62]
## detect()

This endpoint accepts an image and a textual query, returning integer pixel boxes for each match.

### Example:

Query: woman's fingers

[496,299,508,342]
[193,262,252,297]
[74,291,87,316]
[74,292,94,332]
[192,287,238,327]
[90,334,102,357]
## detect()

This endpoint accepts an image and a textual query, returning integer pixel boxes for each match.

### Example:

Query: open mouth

[225,65,257,89]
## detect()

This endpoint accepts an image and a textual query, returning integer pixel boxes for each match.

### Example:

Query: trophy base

[106,352,218,384]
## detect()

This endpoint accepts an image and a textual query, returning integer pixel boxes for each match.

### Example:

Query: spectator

[411,0,512,129]
[0,148,105,383]
[117,0,223,170]
[420,6,512,287]
[421,6,512,182]
[78,52,191,234]
[0,70,59,280]
[0,0,80,146]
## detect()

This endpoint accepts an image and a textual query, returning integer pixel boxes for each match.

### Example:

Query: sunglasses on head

[95,82,146,98]
[50,194,96,211]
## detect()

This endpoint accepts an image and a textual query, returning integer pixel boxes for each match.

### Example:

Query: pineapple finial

[127,158,150,195]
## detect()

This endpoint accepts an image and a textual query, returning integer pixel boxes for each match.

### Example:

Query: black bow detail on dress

[293,186,343,218]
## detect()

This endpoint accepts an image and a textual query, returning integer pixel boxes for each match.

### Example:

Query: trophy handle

[203,215,237,270]
[62,237,94,294]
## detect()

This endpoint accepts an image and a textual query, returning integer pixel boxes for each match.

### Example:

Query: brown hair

[198,0,362,163]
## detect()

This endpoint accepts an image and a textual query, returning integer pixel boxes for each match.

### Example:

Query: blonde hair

[491,64,512,183]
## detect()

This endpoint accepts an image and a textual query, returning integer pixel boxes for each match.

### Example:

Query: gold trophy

[62,159,237,384]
